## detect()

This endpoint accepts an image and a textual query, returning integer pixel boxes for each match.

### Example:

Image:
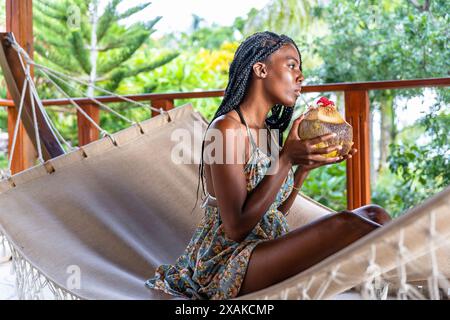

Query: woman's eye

[289,64,295,69]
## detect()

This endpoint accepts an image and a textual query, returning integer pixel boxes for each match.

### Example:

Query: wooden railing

[1,77,449,209]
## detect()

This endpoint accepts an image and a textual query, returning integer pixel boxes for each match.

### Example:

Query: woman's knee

[332,210,377,227]
[359,204,392,225]
[328,210,380,236]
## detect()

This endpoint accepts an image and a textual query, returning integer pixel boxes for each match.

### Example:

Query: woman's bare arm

[277,147,358,215]
[277,168,309,215]
[208,116,341,242]
[208,117,293,242]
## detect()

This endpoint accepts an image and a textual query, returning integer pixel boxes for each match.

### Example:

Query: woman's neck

[238,86,274,129]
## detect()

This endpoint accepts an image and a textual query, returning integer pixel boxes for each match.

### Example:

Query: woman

[145,31,391,299]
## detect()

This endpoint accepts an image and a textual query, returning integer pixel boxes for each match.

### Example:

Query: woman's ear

[252,62,267,79]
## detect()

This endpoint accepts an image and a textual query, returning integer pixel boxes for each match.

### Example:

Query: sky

[0,0,271,34]
[115,0,271,38]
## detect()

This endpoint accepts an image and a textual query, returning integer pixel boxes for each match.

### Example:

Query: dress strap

[264,123,275,157]
[234,107,259,153]
[235,107,275,157]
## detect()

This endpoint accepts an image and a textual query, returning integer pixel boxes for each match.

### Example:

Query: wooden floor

[0,258,16,300]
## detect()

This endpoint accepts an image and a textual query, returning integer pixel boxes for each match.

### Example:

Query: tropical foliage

[0,0,448,218]
[34,0,179,96]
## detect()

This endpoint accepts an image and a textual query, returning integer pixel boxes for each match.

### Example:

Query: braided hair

[193,31,302,212]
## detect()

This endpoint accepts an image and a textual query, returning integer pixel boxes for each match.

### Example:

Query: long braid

[192,31,302,213]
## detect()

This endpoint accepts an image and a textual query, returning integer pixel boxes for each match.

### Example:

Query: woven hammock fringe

[0,230,79,300]
[260,233,450,300]
[2,215,450,300]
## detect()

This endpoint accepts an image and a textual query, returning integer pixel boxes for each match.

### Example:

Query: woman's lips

[294,89,301,97]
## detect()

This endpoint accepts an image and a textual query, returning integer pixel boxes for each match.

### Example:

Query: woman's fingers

[289,114,304,139]
[306,133,336,146]
[310,144,342,155]
[337,148,357,162]
[336,156,348,163]
[298,154,341,162]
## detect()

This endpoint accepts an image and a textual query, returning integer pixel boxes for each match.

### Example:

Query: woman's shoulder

[209,111,243,133]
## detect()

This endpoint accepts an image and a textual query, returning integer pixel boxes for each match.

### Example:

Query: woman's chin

[282,98,297,107]
[275,95,297,107]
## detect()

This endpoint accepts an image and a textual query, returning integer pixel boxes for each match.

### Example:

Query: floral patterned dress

[145,110,295,300]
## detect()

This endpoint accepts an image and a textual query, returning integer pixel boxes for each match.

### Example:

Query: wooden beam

[77,103,100,146]
[0,32,64,164]
[151,99,174,118]
[300,77,450,93]
[345,90,371,210]
[0,77,447,108]
[5,0,35,174]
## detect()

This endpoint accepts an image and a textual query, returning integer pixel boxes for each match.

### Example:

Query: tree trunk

[377,94,396,173]
[88,0,98,98]
[370,108,376,184]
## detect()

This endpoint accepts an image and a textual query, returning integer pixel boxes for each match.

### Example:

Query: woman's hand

[281,114,343,169]
[297,147,358,172]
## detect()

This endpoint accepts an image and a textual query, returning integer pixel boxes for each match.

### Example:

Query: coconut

[298,97,353,158]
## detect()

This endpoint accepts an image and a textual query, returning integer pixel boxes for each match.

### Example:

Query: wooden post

[345,90,371,210]
[77,103,100,146]
[5,0,35,173]
[151,99,174,118]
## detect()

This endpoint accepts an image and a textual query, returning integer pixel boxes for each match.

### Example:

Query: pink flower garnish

[317,96,335,107]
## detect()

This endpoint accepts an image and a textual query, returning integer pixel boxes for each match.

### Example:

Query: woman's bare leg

[238,210,383,296]
[352,204,392,225]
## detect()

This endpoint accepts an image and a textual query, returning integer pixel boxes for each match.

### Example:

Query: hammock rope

[256,213,450,300]
[0,74,28,180]
[1,35,170,179]
[14,35,68,153]
[40,66,136,125]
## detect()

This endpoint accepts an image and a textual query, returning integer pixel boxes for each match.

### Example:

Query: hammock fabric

[0,104,449,300]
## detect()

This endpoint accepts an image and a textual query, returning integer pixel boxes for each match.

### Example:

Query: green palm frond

[33,9,68,35]
[96,0,121,42]
[68,30,91,74]
[35,43,81,74]
[103,51,178,92]
[141,16,163,31]
[97,30,150,74]
[117,2,152,20]
[125,51,179,77]
[35,0,71,22]
[33,0,167,97]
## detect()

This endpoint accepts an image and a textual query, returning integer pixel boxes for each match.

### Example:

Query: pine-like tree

[34,0,179,96]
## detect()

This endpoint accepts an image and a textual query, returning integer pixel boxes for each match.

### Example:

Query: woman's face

[261,43,304,107]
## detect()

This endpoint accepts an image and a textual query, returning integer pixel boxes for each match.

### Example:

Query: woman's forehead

[269,43,300,63]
